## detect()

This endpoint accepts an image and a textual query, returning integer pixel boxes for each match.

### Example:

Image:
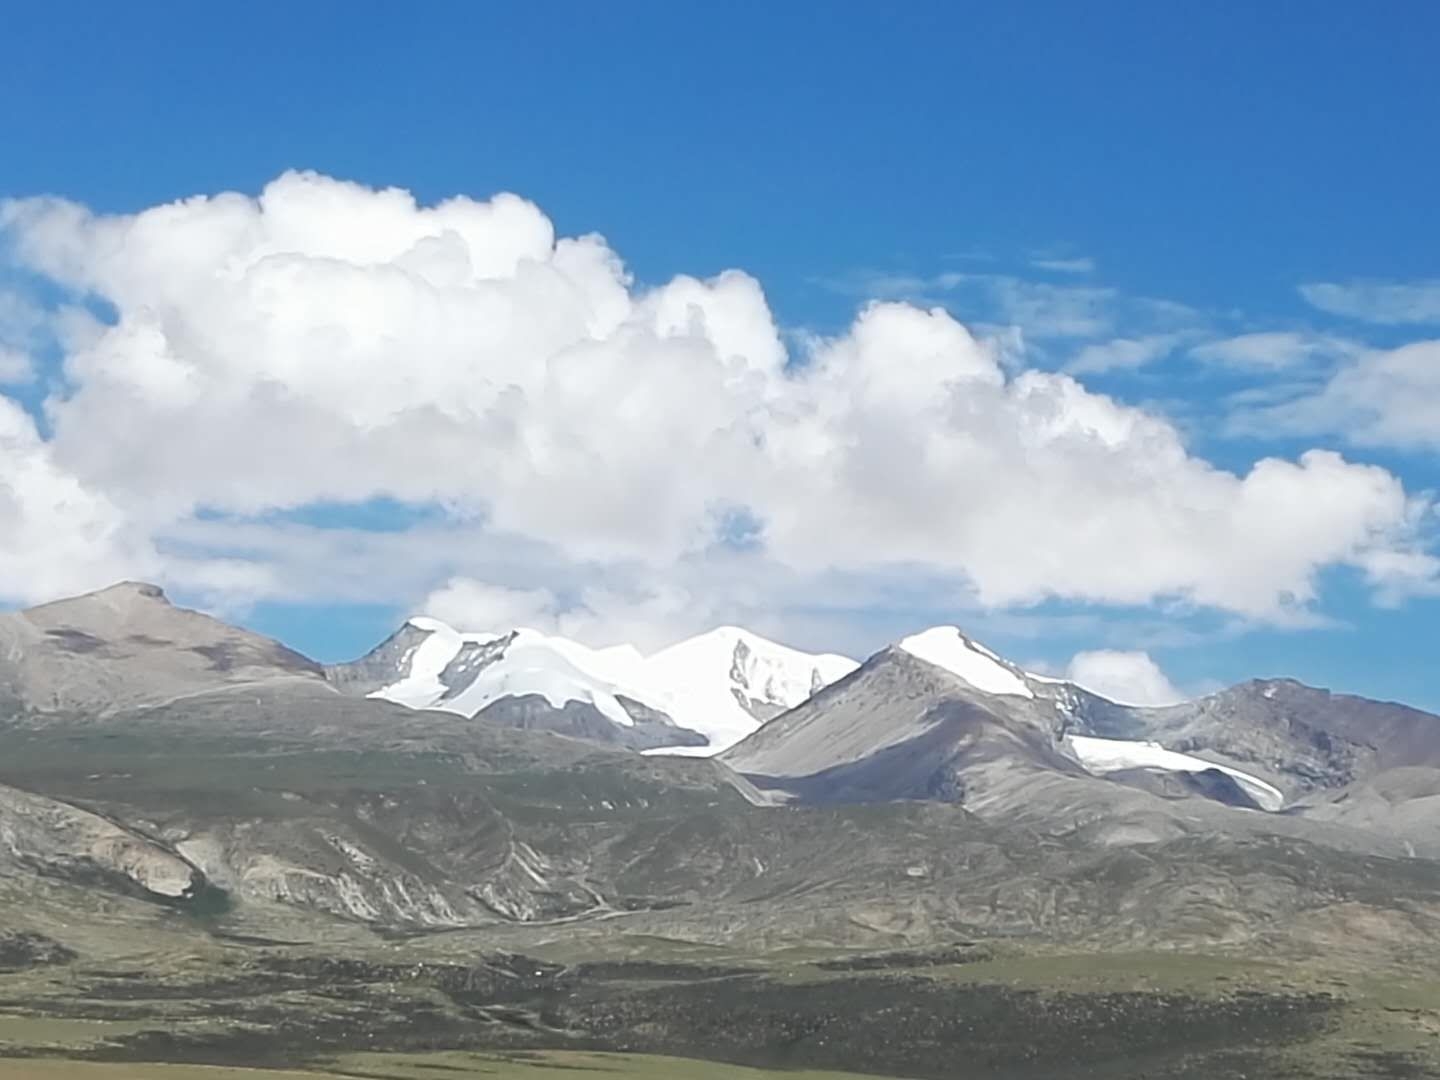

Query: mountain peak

[896,626,1034,699]
[100,580,168,601]
[27,580,171,616]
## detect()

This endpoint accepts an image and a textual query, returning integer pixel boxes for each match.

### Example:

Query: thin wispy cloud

[1066,333,1186,375]
[1030,256,1096,274]
[1228,340,1440,453]
[823,269,1140,340]
[1190,331,1359,372]
[1300,279,1440,325]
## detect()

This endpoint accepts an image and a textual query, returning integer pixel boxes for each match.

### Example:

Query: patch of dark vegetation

[550,975,1343,1080]
[1343,1048,1440,1079]
[257,953,568,1006]
[0,931,77,972]
[50,951,1347,1080]
[814,943,990,971]
[73,968,313,1002]
[19,854,173,904]
[615,896,690,912]
[171,881,234,919]
[0,998,170,1022]
[206,930,300,947]
[568,961,757,982]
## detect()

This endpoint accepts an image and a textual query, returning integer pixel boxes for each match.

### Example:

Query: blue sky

[2,3,1438,709]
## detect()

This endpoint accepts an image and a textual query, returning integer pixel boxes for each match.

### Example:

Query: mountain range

[2,581,1439,1078]
[327,609,1440,855]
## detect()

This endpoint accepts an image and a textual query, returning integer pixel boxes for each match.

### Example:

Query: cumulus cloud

[0,171,1434,637]
[0,397,159,602]
[1066,649,1185,706]
[1301,280,1440,325]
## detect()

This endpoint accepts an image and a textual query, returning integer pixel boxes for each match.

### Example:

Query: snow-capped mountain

[329,617,858,754]
[370,617,639,728]
[722,623,1305,817]
[889,626,1282,808]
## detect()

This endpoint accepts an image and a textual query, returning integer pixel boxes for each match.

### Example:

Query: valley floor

[0,1050,879,1080]
[4,939,1439,1080]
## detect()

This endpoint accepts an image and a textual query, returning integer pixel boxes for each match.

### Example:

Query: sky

[2,3,1438,710]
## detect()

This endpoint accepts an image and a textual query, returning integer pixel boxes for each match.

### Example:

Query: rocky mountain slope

[0,581,322,716]
[723,625,1440,844]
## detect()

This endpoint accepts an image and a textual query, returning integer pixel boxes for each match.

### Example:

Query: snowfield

[1068,734,1285,811]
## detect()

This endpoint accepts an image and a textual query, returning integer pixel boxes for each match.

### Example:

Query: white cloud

[1030,256,1095,274]
[0,397,159,603]
[0,346,32,383]
[825,270,1119,339]
[422,578,564,634]
[1191,331,1357,371]
[0,171,1433,635]
[1066,649,1185,706]
[0,290,45,384]
[1066,334,1182,374]
[1300,280,1440,325]
[1234,341,1440,451]
[422,576,721,652]
[977,276,1116,338]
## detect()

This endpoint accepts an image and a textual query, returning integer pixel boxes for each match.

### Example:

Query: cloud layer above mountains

[1,172,1436,645]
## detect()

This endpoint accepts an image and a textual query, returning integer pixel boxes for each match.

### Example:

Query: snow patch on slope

[1069,734,1285,811]
[899,627,1034,698]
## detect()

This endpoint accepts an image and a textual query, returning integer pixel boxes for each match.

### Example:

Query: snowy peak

[898,626,1034,699]
[647,625,858,727]
[365,620,633,726]
[339,617,858,756]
